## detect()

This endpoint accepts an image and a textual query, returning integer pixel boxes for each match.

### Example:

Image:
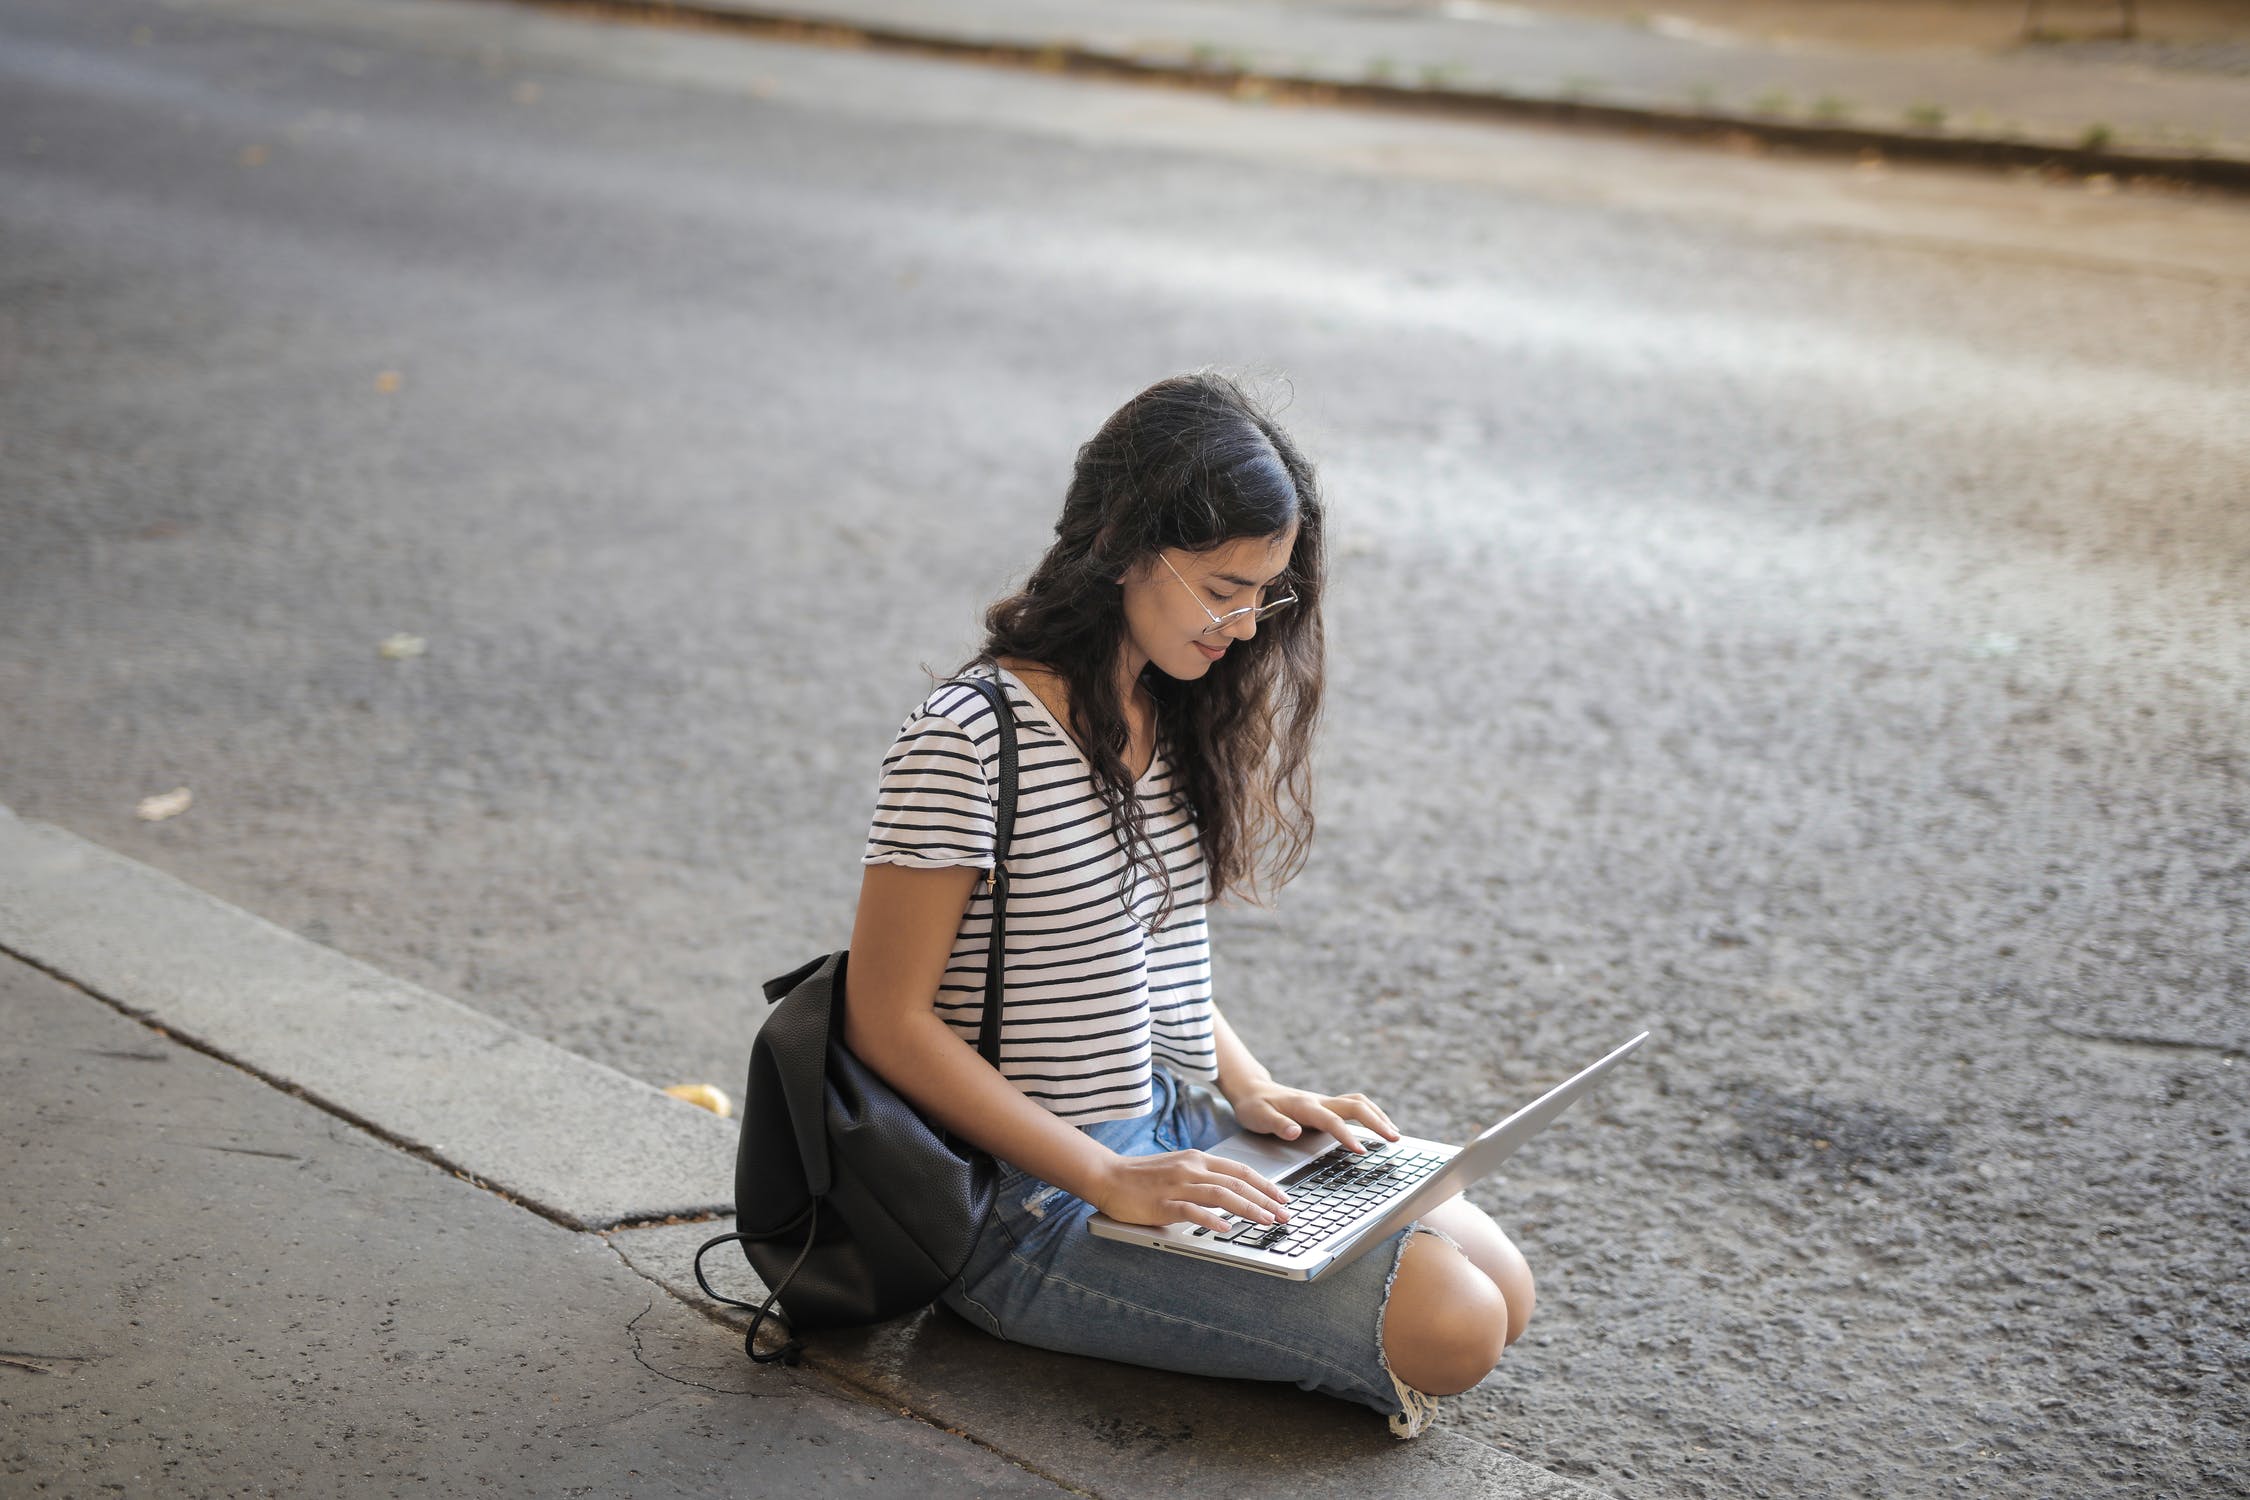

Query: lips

[1194,640,1227,661]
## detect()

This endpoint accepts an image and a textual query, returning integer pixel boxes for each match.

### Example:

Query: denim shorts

[937,1065,1463,1427]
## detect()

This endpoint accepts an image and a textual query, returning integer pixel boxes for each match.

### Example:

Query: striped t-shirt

[861,662,1218,1125]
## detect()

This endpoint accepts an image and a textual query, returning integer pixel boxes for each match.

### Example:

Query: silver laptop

[1087,1032,1649,1280]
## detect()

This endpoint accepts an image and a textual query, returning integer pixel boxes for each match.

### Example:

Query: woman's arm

[842,862,1118,1202]
[840,862,1294,1232]
[1211,1002,1274,1102]
[1211,1001,1404,1155]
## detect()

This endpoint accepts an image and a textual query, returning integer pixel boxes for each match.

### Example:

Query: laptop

[1087,1032,1649,1280]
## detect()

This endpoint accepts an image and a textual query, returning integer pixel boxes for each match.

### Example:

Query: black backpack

[693,673,1020,1363]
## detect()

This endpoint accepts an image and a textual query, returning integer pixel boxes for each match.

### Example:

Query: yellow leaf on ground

[663,1084,734,1119]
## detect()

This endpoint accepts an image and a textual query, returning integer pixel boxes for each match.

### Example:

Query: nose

[1225,611,1259,644]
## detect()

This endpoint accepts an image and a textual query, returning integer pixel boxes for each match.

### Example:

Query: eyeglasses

[1159,552,1297,637]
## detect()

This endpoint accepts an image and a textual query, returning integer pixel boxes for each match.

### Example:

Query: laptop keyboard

[1189,1138,1454,1252]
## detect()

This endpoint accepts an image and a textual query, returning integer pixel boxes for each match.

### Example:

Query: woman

[841,370,1534,1439]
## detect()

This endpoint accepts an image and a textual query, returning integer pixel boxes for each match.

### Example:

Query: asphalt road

[3,0,2245,1494]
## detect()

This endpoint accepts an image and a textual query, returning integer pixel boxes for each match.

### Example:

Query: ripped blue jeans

[937,1064,1460,1425]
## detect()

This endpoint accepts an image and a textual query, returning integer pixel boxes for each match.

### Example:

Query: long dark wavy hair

[957,370,1326,932]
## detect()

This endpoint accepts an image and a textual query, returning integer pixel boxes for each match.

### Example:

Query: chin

[1150,650,1215,683]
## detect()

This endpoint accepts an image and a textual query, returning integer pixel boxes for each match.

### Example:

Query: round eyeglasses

[1159,552,1297,637]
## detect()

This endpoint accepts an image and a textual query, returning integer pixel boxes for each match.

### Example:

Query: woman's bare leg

[1417,1193,1537,1346]
[1380,1227,1512,1395]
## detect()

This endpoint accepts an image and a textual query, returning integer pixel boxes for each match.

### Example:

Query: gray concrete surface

[0,803,735,1230]
[2,0,2245,1495]
[502,0,2250,175]
[0,954,1074,1498]
[0,824,1610,1495]
[622,1219,1608,1500]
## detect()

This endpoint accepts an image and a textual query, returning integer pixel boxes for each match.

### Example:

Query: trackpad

[1208,1131,1326,1178]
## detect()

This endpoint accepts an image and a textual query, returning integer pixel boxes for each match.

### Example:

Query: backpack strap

[947,670,1019,1070]
[694,1216,813,1366]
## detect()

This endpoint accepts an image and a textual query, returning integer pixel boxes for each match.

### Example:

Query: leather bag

[693,672,1020,1365]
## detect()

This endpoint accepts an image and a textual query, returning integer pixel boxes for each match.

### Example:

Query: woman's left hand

[1226,1080,1401,1155]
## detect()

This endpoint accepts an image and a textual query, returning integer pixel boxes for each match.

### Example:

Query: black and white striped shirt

[862,662,1218,1124]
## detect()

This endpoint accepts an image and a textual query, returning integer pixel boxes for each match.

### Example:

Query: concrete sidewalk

[0,954,1071,1497]
[0,804,1610,1498]
[538,0,2250,185]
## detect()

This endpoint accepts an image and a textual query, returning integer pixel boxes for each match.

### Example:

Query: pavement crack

[621,1297,763,1396]
[2043,1018,2245,1056]
[595,1241,1103,1496]
[193,1142,307,1161]
[0,1350,97,1375]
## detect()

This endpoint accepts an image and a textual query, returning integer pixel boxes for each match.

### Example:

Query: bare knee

[1381,1230,1511,1396]
[1495,1248,1535,1347]
[1420,1195,1537,1348]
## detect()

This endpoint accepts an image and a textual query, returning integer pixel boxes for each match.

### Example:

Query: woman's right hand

[1090,1148,1292,1234]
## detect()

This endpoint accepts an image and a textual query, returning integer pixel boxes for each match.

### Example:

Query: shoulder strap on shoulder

[946,671,1017,1068]
[949,671,1018,868]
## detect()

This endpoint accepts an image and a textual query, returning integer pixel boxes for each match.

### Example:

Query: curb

[505,0,2250,194]
[0,803,736,1231]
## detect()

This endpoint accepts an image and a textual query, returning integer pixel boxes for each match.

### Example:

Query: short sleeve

[862,708,997,870]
